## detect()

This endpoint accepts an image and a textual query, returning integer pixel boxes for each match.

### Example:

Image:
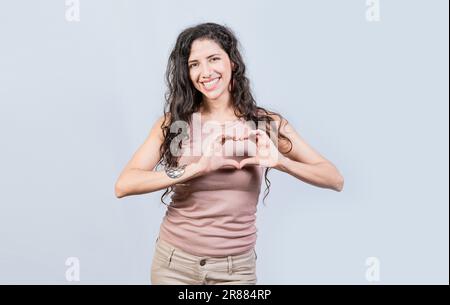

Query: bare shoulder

[157,112,172,126]
[256,108,291,133]
[146,112,171,143]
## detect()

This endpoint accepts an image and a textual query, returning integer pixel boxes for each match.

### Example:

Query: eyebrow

[188,53,221,64]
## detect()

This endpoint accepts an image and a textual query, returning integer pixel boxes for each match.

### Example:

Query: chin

[202,89,224,100]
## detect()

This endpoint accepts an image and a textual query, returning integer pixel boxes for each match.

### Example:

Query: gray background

[0,0,448,284]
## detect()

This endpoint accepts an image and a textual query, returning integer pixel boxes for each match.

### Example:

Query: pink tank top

[158,112,264,257]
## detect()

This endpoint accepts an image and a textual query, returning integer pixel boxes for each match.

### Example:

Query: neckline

[192,112,244,126]
[203,118,243,126]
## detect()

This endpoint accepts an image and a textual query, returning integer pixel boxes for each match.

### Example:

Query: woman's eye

[189,58,219,68]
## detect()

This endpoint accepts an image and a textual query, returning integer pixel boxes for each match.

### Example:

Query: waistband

[155,236,256,262]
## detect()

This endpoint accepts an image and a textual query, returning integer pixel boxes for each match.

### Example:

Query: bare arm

[114,115,203,198]
[273,115,345,192]
[115,165,203,198]
[275,157,344,192]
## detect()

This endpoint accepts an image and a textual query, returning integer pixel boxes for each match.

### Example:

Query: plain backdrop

[0,0,448,284]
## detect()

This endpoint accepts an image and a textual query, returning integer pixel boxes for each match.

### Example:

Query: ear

[231,61,236,72]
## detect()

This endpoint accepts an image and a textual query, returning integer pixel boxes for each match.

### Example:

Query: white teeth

[202,78,220,89]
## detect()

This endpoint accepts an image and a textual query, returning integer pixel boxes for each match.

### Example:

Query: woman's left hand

[238,129,286,169]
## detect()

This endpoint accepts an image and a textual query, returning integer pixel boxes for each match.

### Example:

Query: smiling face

[188,39,234,101]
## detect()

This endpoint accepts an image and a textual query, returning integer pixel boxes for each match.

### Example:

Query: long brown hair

[157,22,292,205]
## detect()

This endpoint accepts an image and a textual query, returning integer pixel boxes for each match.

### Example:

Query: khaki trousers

[151,237,257,285]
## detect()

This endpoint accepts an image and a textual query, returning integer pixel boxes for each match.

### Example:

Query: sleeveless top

[158,112,264,257]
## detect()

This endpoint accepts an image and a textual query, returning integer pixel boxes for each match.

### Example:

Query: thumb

[239,157,259,169]
[220,158,240,169]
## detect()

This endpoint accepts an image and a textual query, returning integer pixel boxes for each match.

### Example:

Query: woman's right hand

[194,132,240,175]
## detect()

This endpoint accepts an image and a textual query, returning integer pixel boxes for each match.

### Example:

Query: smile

[201,77,221,91]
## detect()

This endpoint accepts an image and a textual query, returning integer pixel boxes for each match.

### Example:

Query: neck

[200,91,236,120]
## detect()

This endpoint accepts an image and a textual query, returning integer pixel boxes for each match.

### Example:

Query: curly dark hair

[156,22,293,205]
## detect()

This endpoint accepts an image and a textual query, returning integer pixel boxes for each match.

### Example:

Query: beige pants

[151,237,258,285]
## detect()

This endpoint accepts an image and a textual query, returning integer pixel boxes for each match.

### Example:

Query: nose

[200,63,213,80]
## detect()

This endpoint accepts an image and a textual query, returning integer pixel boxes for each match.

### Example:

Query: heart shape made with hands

[206,129,280,170]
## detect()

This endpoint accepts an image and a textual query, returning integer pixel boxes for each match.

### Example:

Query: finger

[239,129,260,143]
[237,129,258,139]
[205,140,223,156]
[220,158,240,169]
[239,157,259,169]
[250,129,271,146]
[214,133,234,145]
[235,128,251,141]
[203,133,232,155]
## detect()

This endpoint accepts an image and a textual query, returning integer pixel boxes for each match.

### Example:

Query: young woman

[115,22,344,285]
